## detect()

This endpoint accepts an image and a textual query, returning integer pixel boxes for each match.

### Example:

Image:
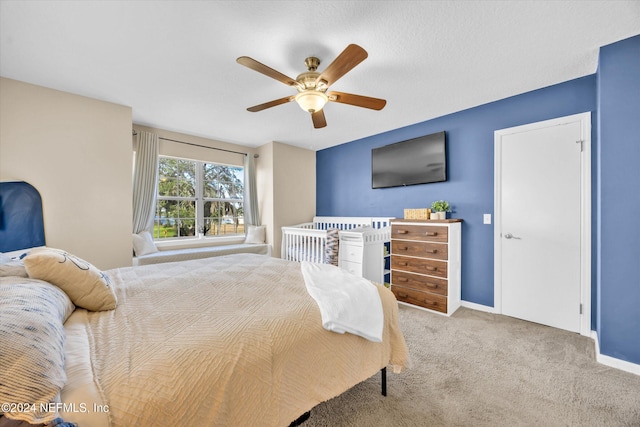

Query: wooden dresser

[390,219,462,315]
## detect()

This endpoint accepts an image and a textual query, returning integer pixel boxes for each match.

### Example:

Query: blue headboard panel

[0,181,46,252]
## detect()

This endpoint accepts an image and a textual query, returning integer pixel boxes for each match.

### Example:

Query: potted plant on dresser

[430,200,451,220]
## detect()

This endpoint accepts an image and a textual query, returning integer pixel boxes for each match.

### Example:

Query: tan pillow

[23,248,117,311]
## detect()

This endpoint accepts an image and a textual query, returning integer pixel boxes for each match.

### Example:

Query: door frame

[494,112,591,336]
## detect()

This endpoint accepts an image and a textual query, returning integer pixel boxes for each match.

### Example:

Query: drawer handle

[397,230,409,234]
[399,246,408,251]
[397,277,408,282]
[425,266,438,272]
[426,232,438,236]
[423,299,437,306]
[426,249,438,254]
[398,262,408,266]
[398,292,409,298]
[426,282,439,289]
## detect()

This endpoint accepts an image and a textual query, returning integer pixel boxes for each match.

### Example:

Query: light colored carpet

[304,305,640,426]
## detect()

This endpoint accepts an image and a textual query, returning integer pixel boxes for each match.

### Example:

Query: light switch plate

[483,214,492,224]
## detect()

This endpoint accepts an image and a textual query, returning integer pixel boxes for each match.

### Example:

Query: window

[154,157,244,239]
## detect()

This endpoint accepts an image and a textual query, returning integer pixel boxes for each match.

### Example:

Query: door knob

[504,232,521,240]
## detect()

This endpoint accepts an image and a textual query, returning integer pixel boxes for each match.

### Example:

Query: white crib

[281,216,393,264]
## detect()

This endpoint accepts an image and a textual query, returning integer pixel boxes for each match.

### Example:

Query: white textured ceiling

[1,1,639,151]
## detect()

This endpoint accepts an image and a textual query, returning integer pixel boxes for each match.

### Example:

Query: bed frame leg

[381,367,387,396]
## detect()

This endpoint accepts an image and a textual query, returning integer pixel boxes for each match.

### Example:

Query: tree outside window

[154,157,244,239]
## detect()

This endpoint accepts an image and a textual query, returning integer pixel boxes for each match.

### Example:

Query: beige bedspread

[63,253,408,426]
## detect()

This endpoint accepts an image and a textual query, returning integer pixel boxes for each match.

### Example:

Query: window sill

[155,235,246,251]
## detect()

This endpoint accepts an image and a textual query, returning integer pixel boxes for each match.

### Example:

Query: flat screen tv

[371,131,447,189]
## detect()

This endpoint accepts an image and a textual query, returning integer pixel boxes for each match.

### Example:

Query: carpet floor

[304,305,640,427]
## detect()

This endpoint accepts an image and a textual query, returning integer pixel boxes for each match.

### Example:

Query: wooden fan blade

[237,56,302,89]
[315,44,368,87]
[247,96,295,112]
[311,110,327,128]
[327,91,386,110]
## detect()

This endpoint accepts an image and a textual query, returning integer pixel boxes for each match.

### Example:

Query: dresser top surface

[391,219,462,224]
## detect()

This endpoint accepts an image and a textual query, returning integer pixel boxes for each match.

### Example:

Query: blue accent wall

[596,35,640,365]
[317,34,640,367]
[317,76,596,308]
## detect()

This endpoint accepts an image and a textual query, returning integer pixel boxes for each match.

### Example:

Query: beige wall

[0,78,315,266]
[0,77,132,270]
[257,141,316,257]
[256,142,275,251]
[133,125,254,167]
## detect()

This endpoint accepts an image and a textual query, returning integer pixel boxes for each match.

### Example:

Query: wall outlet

[483,214,492,224]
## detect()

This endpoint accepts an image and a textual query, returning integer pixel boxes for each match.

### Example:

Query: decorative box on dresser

[390,219,462,315]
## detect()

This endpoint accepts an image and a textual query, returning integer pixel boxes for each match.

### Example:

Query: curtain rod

[133,129,258,158]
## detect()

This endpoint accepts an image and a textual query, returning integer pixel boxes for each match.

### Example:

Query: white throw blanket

[301,261,384,342]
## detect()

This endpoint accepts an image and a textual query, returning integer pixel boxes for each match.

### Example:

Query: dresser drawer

[340,243,363,263]
[392,285,448,314]
[391,255,448,278]
[340,260,362,276]
[391,240,448,260]
[391,224,448,243]
[391,270,448,296]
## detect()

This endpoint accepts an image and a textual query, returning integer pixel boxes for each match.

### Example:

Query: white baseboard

[591,331,640,376]
[460,300,496,313]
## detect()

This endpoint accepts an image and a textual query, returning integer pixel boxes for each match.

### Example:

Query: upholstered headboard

[0,181,46,252]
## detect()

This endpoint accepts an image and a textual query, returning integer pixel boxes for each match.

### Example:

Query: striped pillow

[0,277,75,424]
[0,258,28,278]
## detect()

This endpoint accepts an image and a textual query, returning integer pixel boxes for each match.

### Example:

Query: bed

[0,182,408,427]
[281,216,393,264]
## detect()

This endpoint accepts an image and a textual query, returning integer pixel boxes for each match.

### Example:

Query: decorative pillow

[132,231,158,256]
[23,248,117,311]
[324,228,340,266]
[244,225,266,244]
[0,254,28,278]
[0,277,75,424]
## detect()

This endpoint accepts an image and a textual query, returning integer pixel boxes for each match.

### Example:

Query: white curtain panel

[243,154,260,227]
[132,131,159,234]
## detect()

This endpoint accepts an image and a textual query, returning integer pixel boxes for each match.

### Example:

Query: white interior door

[495,114,590,334]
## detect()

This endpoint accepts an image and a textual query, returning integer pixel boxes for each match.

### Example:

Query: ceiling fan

[236,44,386,129]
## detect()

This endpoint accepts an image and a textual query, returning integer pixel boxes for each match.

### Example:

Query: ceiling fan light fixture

[295,90,328,113]
[238,44,385,127]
